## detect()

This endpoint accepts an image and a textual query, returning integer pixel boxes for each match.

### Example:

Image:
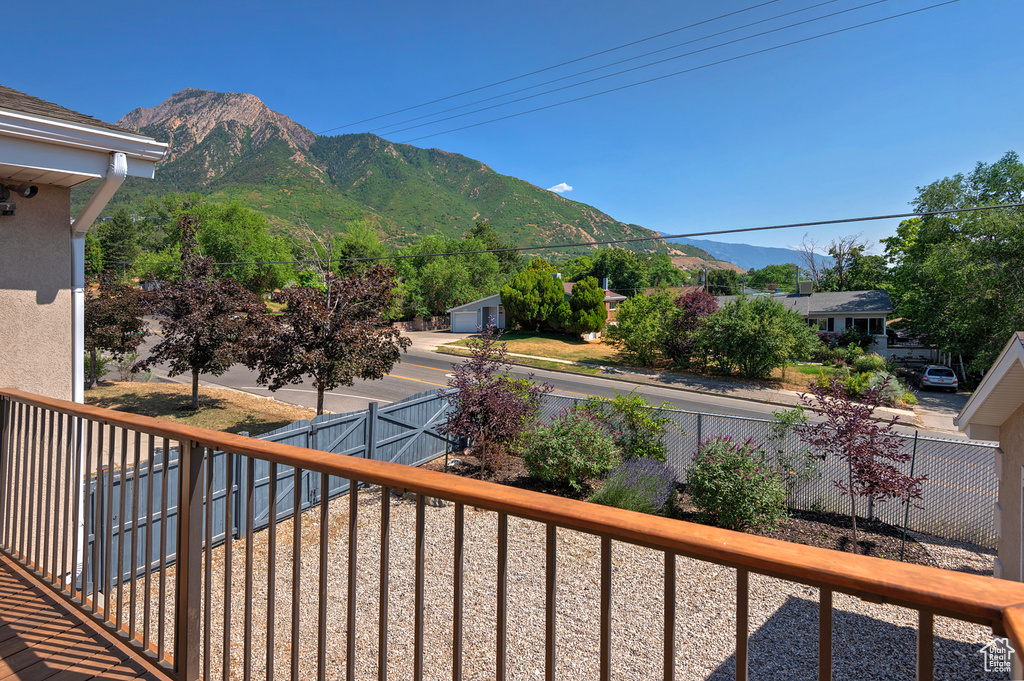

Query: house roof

[954,332,1024,441]
[715,290,893,316]
[0,84,167,187]
[0,84,136,135]
[446,294,502,313]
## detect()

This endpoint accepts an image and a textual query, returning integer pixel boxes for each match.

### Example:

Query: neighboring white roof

[954,332,1024,441]
[0,87,167,187]
[447,293,502,313]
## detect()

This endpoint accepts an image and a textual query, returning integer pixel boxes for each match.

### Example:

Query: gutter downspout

[69,151,127,592]
[71,151,127,403]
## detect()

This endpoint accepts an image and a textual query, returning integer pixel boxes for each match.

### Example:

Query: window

[847,317,884,335]
[608,301,617,310]
[808,318,835,332]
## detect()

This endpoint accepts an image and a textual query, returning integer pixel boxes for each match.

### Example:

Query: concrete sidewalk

[432,341,965,436]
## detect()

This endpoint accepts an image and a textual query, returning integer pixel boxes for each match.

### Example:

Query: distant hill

[661,236,833,271]
[75,88,670,258]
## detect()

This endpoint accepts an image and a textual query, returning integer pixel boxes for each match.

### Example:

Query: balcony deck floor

[0,553,170,681]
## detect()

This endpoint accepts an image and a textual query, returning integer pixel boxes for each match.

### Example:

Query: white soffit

[955,333,1024,438]
[0,108,167,186]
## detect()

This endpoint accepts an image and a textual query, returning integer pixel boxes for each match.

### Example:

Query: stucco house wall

[0,183,72,400]
[994,402,1024,580]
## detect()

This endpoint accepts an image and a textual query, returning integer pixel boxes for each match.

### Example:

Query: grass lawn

[85,381,316,436]
[447,331,620,365]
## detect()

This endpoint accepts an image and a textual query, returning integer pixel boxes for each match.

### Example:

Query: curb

[435,346,928,427]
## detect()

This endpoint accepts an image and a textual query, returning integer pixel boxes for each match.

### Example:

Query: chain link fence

[539,393,998,549]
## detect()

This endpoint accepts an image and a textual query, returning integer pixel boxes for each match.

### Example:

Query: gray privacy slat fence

[88,389,456,588]
[540,393,999,549]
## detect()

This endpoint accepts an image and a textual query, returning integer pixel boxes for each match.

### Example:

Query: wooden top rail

[5,387,1024,638]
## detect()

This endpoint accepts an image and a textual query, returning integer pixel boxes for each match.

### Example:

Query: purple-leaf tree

[141,216,266,410]
[249,265,410,415]
[797,377,926,552]
[663,288,718,369]
[84,273,148,388]
[438,323,552,473]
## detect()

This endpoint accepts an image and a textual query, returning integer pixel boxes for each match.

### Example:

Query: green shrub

[85,353,113,386]
[520,407,621,491]
[843,371,872,398]
[590,457,678,516]
[582,390,671,461]
[866,371,914,406]
[686,436,788,531]
[853,353,886,373]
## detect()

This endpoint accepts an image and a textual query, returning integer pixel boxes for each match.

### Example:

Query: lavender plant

[686,436,788,531]
[589,457,678,516]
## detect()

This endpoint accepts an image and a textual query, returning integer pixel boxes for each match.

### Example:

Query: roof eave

[955,334,1024,435]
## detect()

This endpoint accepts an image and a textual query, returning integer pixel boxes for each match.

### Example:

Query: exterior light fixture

[0,182,39,216]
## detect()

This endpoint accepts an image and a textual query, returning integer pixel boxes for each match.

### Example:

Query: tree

[793,235,827,287]
[333,220,389,274]
[551,276,607,334]
[663,288,718,369]
[647,253,686,288]
[438,324,551,471]
[468,221,525,276]
[589,248,650,296]
[882,152,1024,374]
[606,290,675,366]
[84,275,148,387]
[184,202,294,293]
[84,230,104,280]
[249,265,411,415]
[706,269,739,295]
[745,263,799,292]
[99,208,140,278]
[500,258,563,330]
[141,216,266,410]
[696,296,819,378]
[797,377,925,552]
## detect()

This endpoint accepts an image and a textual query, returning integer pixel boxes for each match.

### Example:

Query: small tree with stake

[84,273,148,388]
[248,265,410,415]
[141,216,266,410]
[438,323,551,473]
[796,377,926,553]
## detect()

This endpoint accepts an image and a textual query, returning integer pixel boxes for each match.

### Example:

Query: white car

[916,365,958,392]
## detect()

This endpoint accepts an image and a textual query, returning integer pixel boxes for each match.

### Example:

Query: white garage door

[451,311,478,333]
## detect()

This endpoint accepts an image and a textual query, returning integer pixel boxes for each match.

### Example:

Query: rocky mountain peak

[117,88,315,163]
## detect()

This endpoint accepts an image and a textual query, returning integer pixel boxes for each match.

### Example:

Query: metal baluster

[347,478,358,681]
[77,417,90,607]
[736,569,749,681]
[452,501,463,681]
[379,486,391,681]
[25,406,38,565]
[545,523,557,681]
[0,400,11,551]
[918,611,934,681]
[173,441,203,681]
[600,536,611,681]
[318,471,329,681]
[291,466,302,681]
[129,432,141,641]
[664,552,676,681]
[143,435,155,650]
[158,437,170,661]
[203,447,214,681]
[52,412,66,590]
[11,403,25,557]
[41,409,54,580]
[414,494,425,681]
[819,588,832,681]
[267,462,278,681]
[223,452,234,681]
[244,457,255,681]
[116,427,128,631]
[104,424,116,622]
[56,413,70,594]
[497,512,508,681]
[92,420,103,614]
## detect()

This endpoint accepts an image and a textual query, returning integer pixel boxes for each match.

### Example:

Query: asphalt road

[139,334,960,440]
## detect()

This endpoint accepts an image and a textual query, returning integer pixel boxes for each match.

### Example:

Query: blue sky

[9,0,1023,252]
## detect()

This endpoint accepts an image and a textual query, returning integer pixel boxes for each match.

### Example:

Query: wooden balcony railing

[2,387,1024,681]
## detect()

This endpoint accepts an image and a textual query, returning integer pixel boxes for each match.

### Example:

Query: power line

[316,0,789,134]
[401,0,959,143]
[110,203,1021,268]
[377,0,884,137]
[370,0,846,135]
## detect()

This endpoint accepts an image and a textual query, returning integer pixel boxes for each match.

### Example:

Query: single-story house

[447,280,626,333]
[715,287,894,354]
[0,84,167,402]
[953,332,1024,582]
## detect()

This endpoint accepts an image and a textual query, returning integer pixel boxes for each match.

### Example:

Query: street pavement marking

[236,387,393,404]
[384,373,447,387]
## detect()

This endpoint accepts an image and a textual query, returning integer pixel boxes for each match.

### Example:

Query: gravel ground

[114,486,1007,680]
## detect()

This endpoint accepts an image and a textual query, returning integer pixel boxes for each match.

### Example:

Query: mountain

[661,236,833,271]
[80,88,685,259]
